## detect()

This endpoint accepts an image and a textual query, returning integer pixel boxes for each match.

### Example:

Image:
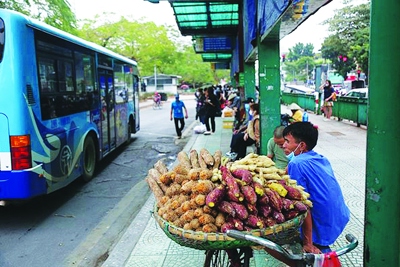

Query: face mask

[286,143,301,162]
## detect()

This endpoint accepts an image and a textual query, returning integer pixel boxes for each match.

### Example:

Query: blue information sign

[203,37,232,52]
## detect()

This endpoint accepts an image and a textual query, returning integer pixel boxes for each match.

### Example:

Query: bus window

[0,18,4,62]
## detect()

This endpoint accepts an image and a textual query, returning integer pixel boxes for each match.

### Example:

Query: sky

[69,0,367,53]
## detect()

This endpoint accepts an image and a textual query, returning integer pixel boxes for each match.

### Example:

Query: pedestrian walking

[170,94,188,139]
[203,87,219,134]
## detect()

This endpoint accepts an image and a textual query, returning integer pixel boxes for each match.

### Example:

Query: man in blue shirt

[282,122,350,254]
[170,94,188,139]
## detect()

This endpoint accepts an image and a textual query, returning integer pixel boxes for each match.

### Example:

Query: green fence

[281,92,368,126]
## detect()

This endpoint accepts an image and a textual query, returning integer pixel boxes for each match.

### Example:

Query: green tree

[77,15,218,85]
[320,2,370,79]
[286,42,315,61]
[1,0,77,34]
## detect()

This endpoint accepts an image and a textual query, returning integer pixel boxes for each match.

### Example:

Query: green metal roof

[170,1,240,36]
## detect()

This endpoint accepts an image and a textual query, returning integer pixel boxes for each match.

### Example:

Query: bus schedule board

[195,37,232,53]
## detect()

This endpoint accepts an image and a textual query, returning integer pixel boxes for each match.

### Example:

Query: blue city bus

[0,9,140,203]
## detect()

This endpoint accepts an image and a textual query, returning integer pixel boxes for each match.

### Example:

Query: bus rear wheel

[82,136,96,182]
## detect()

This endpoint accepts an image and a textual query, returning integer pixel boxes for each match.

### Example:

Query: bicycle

[217,229,359,267]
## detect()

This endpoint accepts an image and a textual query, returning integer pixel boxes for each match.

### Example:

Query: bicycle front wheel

[204,248,252,267]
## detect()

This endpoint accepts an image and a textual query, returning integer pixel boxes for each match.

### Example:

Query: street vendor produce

[146,149,312,235]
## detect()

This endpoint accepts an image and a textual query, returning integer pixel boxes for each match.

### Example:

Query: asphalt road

[0,95,197,267]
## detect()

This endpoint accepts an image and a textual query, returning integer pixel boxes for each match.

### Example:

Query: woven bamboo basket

[153,206,306,250]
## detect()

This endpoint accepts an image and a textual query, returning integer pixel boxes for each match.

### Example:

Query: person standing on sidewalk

[170,94,188,139]
[203,87,219,135]
[282,122,350,254]
[319,79,335,120]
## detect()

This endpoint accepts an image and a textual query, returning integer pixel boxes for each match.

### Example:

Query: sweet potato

[240,185,257,205]
[217,200,236,217]
[180,200,192,212]
[215,212,226,227]
[221,166,241,197]
[198,214,216,225]
[154,159,168,175]
[177,151,191,168]
[199,169,214,180]
[220,222,235,233]
[284,185,303,200]
[213,150,222,169]
[245,215,265,229]
[231,202,249,220]
[194,207,204,218]
[193,180,215,194]
[294,201,308,213]
[264,188,283,212]
[193,194,205,206]
[173,163,190,176]
[282,198,295,211]
[272,211,285,224]
[258,204,272,218]
[159,171,174,185]
[181,180,197,194]
[263,217,277,227]
[226,217,244,231]
[226,189,244,203]
[165,183,182,197]
[257,194,269,206]
[231,169,253,185]
[173,174,189,184]
[253,181,264,196]
[202,223,218,233]
[188,168,202,180]
[246,203,258,215]
[198,151,208,169]
[283,210,299,220]
[206,184,226,207]
[200,148,215,166]
[189,149,200,168]
[267,183,288,197]
[190,218,200,229]
[182,210,195,222]
[145,176,164,205]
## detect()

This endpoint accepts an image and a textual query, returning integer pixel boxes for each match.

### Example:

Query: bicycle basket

[153,205,306,250]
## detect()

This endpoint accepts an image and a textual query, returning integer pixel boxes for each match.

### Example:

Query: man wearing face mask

[282,122,350,255]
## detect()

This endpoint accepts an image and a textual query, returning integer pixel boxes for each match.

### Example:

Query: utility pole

[154,65,157,91]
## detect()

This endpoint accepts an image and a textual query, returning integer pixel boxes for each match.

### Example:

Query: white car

[344,88,368,98]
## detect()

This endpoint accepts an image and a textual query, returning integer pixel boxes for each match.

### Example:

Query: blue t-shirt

[288,150,350,246]
[171,100,186,119]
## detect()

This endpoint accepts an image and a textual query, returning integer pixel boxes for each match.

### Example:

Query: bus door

[99,69,116,154]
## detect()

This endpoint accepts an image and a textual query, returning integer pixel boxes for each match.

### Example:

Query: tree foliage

[286,42,315,61]
[320,2,370,79]
[77,15,219,86]
[0,0,77,34]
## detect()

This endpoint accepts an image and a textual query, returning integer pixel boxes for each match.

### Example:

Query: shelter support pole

[257,39,281,155]
[243,62,256,101]
[365,0,400,265]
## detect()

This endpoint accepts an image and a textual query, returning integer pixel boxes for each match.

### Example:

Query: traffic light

[281,54,286,62]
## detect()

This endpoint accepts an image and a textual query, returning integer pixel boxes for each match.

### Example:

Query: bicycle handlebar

[226,230,358,263]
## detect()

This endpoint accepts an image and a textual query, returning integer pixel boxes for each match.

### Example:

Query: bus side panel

[0,170,47,199]
[114,103,129,147]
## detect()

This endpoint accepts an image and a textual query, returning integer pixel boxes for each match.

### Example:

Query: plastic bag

[194,124,206,134]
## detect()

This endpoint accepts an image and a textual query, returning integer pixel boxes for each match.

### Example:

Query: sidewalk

[103,111,366,267]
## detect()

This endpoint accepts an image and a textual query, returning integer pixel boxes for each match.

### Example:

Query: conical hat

[288,103,301,110]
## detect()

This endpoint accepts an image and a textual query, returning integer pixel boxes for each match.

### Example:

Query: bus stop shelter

[146,0,400,265]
